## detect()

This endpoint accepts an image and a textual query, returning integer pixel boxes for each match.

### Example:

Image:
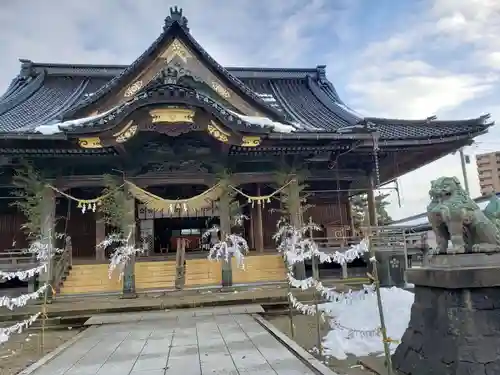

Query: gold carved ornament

[207,121,230,143]
[124,80,143,98]
[113,121,138,143]
[211,82,231,99]
[150,108,195,124]
[78,137,103,149]
[240,136,261,147]
[160,39,191,63]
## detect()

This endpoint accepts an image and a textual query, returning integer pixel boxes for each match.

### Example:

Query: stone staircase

[59,264,122,295]
[135,261,176,290]
[232,254,286,284]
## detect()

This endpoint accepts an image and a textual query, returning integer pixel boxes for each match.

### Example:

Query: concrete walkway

[27,307,333,375]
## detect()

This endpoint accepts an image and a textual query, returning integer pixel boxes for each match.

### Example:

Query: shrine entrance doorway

[138,203,219,258]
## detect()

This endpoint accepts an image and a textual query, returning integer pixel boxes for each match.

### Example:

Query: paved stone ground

[29,312,320,375]
[0,285,309,321]
[1,280,367,322]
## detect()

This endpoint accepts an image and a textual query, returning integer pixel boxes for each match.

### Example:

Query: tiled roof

[0,8,493,140]
[0,64,492,140]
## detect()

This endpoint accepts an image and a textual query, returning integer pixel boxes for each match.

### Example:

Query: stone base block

[393,263,500,375]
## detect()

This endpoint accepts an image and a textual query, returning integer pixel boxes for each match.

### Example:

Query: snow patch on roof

[254,92,283,112]
[335,102,364,119]
[228,110,296,133]
[33,107,118,135]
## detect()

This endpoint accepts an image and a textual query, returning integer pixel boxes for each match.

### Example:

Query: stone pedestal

[393,252,500,375]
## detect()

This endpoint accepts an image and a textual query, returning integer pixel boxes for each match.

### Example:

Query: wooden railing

[52,236,73,293]
[0,249,36,271]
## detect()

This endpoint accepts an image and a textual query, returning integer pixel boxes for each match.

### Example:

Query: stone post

[40,187,55,299]
[121,195,137,298]
[368,175,406,287]
[175,238,186,289]
[219,189,232,287]
[393,252,500,375]
[289,178,306,280]
[254,184,264,253]
[95,211,106,262]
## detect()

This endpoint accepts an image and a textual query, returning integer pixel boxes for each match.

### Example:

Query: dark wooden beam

[50,169,367,190]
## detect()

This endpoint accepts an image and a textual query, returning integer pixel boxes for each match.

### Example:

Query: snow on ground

[320,287,414,360]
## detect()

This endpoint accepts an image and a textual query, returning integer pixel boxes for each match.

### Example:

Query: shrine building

[0,7,492,295]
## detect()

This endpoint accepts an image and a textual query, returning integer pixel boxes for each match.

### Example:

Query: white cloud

[339,0,500,219]
[0,0,350,91]
[349,62,494,118]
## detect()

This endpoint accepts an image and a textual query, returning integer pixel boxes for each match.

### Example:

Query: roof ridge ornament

[316,65,327,84]
[19,59,35,78]
[164,6,189,32]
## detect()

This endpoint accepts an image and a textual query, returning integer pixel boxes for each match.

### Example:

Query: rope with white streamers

[0,313,41,344]
[97,231,146,280]
[0,263,48,281]
[0,237,65,281]
[0,284,49,310]
[205,226,249,270]
[273,220,369,266]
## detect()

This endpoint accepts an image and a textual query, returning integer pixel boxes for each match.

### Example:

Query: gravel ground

[0,328,82,375]
[266,314,383,375]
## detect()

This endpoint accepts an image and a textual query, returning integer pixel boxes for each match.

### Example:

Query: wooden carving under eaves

[91,38,267,118]
[77,120,138,149]
[76,107,262,149]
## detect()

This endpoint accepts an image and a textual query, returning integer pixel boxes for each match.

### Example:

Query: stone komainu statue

[426,176,500,254]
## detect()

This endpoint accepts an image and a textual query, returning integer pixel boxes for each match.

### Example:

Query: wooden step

[185,259,221,286]
[134,262,176,289]
[135,281,175,289]
[59,264,123,295]
[62,279,121,288]
[231,255,286,284]
[60,285,122,295]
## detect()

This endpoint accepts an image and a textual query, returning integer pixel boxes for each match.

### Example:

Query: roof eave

[269,127,489,143]
[267,132,375,140]
[0,132,68,140]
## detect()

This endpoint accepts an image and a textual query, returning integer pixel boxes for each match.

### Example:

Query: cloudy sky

[0,0,499,219]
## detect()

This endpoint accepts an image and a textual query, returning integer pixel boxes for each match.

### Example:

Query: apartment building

[476,151,500,195]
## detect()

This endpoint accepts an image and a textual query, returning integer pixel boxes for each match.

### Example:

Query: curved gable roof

[60,7,290,123]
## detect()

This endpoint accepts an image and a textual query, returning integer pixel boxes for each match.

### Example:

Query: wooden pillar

[254,184,264,252]
[367,176,377,228]
[289,178,306,280]
[40,186,56,298]
[346,195,356,237]
[175,238,186,289]
[219,189,232,287]
[343,195,355,280]
[121,195,137,298]
[95,212,106,262]
[366,175,378,275]
[249,206,255,249]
